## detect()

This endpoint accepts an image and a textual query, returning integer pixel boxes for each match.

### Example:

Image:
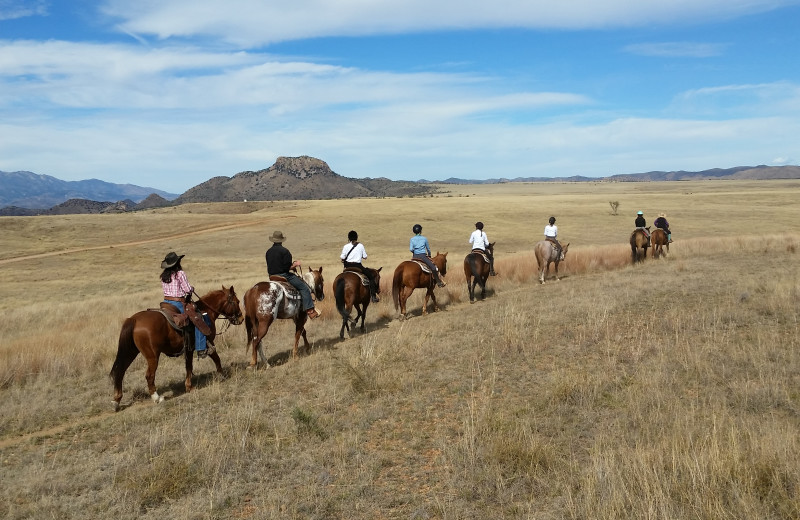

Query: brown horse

[110,286,244,411]
[534,240,569,284]
[333,267,382,339]
[243,268,324,368]
[630,228,650,263]
[464,243,494,302]
[392,252,448,319]
[651,228,669,258]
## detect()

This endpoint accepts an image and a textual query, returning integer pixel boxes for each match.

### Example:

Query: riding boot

[435,270,447,288]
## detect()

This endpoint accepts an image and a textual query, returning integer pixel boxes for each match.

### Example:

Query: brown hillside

[175,156,437,203]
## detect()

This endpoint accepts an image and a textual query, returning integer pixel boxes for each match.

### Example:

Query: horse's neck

[196,292,223,319]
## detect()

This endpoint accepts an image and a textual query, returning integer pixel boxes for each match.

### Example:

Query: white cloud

[0,0,47,21]
[100,0,800,46]
[623,42,727,58]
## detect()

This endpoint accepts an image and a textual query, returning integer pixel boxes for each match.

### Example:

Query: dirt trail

[0,216,296,266]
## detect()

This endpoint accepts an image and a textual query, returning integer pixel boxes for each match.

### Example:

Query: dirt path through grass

[0,215,296,266]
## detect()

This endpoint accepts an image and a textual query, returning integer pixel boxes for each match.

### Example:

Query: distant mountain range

[0,170,178,210]
[2,161,799,216]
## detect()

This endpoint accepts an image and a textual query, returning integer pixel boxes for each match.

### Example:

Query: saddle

[343,267,370,286]
[268,276,304,303]
[157,301,213,337]
[470,249,491,264]
[411,259,433,274]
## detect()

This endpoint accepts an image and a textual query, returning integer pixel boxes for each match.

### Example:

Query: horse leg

[293,316,310,358]
[208,350,225,377]
[251,318,271,368]
[144,354,164,404]
[399,286,411,319]
[480,273,487,299]
[554,261,561,281]
[184,350,194,394]
[110,323,140,411]
[427,286,439,313]
[356,302,366,332]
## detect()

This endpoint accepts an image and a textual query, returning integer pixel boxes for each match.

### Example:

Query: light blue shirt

[409,234,431,256]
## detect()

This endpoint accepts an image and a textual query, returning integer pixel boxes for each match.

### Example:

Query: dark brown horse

[464,243,494,302]
[333,267,382,339]
[392,252,448,319]
[651,228,669,258]
[110,286,244,411]
[630,228,650,263]
[535,240,569,284]
[243,268,324,368]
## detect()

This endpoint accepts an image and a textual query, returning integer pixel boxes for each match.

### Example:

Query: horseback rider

[340,230,380,303]
[265,230,321,319]
[410,224,446,288]
[543,216,563,256]
[635,210,650,239]
[160,251,214,358]
[654,213,673,243]
[469,221,496,276]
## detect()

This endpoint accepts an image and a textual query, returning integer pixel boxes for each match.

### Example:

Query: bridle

[193,289,243,329]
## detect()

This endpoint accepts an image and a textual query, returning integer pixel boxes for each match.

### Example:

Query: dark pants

[412,254,442,284]
[278,272,314,311]
[344,262,379,299]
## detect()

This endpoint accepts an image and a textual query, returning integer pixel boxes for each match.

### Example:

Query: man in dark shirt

[265,230,320,319]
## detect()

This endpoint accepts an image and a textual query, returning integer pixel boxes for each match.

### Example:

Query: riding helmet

[348,230,358,241]
[413,224,422,234]
[548,216,556,225]
[475,221,484,230]
[637,211,643,215]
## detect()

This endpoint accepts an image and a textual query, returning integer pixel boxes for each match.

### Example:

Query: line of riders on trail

[156,212,671,359]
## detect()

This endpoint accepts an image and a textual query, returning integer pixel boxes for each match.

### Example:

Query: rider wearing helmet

[635,210,650,239]
[469,221,496,276]
[341,230,381,302]
[410,224,446,287]
[544,216,563,256]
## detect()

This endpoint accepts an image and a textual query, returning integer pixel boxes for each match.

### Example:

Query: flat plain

[1,180,799,519]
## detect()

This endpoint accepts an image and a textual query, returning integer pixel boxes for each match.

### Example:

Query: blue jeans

[276,272,314,311]
[162,300,208,352]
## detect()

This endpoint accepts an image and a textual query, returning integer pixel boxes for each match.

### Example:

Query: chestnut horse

[110,286,244,411]
[535,240,569,284]
[392,252,448,319]
[630,228,650,263]
[464,243,494,302]
[243,268,324,368]
[651,228,669,258]
[333,267,382,339]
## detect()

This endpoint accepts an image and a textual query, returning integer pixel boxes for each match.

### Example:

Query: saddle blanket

[268,277,303,301]
[411,259,433,274]
[343,268,370,286]
[470,249,491,263]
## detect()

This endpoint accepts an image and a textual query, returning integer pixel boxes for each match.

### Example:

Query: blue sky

[1,0,799,193]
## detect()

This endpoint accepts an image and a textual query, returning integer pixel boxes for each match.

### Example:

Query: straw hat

[161,251,185,269]
[268,230,287,243]
[658,212,667,218]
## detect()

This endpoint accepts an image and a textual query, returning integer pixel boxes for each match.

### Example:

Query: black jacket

[635,216,646,227]
[266,243,293,275]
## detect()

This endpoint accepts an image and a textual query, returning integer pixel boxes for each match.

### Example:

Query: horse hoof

[151,392,164,404]
[113,401,120,412]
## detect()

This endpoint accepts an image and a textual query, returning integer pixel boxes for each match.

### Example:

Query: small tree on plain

[609,201,620,215]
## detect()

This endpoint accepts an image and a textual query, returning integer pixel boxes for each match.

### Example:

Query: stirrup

[197,349,208,359]
[306,308,321,319]
[437,281,447,288]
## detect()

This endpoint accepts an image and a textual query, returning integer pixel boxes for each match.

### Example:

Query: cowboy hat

[269,230,287,243]
[161,251,185,269]
[658,212,667,218]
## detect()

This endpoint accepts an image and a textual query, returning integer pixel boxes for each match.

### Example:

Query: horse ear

[308,266,312,272]
[318,266,323,273]
[377,267,382,272]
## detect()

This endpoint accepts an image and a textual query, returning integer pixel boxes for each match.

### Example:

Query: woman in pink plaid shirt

[160,251,213,358]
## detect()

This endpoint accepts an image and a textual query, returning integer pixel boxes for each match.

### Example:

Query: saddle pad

[470,250,491,263]
[272,281,303,301]
[411,259,433,274]
[343,268,370,286]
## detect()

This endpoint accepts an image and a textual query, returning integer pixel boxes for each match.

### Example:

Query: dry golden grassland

[0,180,799,519]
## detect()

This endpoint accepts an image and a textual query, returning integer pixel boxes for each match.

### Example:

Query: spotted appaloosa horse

[464,243,494,302]
[630,228,650,263]
[392,252,448,319]
[333,267,382,339]
[243,268,324,368]
[534,240,569,284]
[110,286,243,411]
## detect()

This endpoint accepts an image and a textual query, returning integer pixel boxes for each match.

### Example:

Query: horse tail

[467,254,481,281]
[110,316,139,390]
[334,276,349,321]
[392,267,403,311]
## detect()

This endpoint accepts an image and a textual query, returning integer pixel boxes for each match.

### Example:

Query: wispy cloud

[0,0,47,21]
[624,41,727,58]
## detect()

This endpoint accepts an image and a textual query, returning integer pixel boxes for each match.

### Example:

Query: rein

[192,289,239,325]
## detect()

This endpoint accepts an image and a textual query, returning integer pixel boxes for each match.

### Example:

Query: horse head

[368,267,383,295]
[433,252,448,276]
[305,266,325,301]
[559,243,569,261]
[219,285,244,325]
[487,242,495,255]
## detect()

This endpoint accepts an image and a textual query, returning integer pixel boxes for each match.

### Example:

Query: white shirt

[341,242,367,263]
[544,224,558,238]
[469,229,489,250]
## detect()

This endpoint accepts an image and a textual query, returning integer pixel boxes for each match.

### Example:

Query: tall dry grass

[1,180,799,519]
